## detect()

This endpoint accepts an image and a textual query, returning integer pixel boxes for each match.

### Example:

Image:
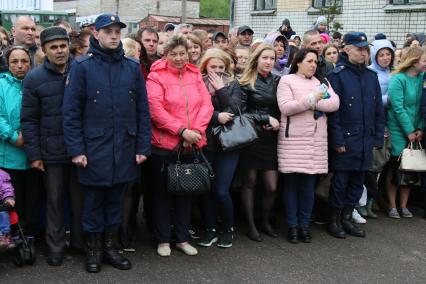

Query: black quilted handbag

[167,144,214,195]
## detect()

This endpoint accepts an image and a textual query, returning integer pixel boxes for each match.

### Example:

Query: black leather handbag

[167,144,214,195]
[212,108,259,152]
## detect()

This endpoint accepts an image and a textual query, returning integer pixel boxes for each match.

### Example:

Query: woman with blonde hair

[386,47,426,219]
[196,48,241,248]
[186,34,203,65]
[121,38,141,60]
[239,43,281,241]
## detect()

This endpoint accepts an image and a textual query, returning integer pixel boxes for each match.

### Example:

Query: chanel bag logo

[185,169,192,175]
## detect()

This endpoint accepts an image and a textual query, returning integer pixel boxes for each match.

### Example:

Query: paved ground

[1,208,426,284]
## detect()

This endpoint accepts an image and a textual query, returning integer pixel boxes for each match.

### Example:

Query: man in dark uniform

[63,14,151,273]
[327,32,385,239]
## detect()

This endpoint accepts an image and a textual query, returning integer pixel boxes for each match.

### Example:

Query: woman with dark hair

[277,48,339,243]
[0,46,41,238]
[69,30,91,59]
[0,26,9,48]
[323,44,339,66]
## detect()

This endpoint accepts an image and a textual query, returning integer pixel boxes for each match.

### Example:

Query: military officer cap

[342,32,369,47]
[94,13,127,31]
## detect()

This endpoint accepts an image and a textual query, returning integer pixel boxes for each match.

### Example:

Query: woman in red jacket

[146,34,214,257]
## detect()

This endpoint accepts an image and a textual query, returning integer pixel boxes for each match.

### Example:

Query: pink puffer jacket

[146,60,214,150]
[0,169,14,202]
[277,74,339,174]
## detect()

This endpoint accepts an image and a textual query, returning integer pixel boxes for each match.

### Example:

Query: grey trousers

[44,164,84,254]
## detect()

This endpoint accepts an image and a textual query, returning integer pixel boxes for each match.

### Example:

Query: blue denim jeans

[282,173,317,228]
[203,151,239,230]
[0,211,11,234]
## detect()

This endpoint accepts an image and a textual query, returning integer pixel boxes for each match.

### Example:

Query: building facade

[0,0,53,10]
[54,0,200,33]
[233,0,426,46]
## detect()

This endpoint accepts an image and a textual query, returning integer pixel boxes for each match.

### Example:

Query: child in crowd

[0,169,15,250]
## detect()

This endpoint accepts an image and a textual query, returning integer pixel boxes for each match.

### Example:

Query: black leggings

[364,171,379,200]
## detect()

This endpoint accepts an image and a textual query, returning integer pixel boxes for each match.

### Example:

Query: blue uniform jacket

[63,37,151,186]
[327,52,385,171]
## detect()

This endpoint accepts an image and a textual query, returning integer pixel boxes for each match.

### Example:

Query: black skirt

[239,130,278,170]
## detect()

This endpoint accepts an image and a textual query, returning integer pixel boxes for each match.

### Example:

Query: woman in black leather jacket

[239,43,281,241]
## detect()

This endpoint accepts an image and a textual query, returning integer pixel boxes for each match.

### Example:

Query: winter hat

[316,16,327,25]
[374,33,387,40]
[40,26,69,46]
[320,33,330,43]
[281,18,291,27]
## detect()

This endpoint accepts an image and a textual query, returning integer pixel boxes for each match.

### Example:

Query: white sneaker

[352,209,367,224]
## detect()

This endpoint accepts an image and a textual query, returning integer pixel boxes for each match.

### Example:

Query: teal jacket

[387,72,425,157]
[0,72,29,169]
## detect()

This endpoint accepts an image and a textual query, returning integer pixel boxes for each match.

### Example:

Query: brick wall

[234,0,426,46]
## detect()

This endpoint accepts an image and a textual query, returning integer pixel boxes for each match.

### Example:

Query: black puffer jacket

[205,79,241,152]
[21,57,72,164]
[241,73,281,125]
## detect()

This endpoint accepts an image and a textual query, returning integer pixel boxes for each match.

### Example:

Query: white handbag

[399,142,426,172]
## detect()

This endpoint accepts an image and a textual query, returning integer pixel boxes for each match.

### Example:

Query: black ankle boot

[298,227,312,243]
[86,233,103,273]
[287,227,298,244]
[341,207,366,238]
[103,227,131,270]
[327,208,346,239]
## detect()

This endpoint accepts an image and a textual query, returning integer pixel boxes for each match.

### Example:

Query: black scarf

[88,35,124,62]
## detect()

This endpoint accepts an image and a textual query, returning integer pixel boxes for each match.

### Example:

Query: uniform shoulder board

[75,53,93,63]
[124,55,140,64]
[332,65,345,74]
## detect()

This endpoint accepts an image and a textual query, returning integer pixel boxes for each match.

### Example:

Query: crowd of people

[0,13,425,273]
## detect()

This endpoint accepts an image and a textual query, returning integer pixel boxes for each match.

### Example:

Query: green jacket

[387,72,425,156]
[0,72,29,169]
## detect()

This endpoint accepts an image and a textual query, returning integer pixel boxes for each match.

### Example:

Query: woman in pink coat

[146,34,214,257]
[277,48,339,244]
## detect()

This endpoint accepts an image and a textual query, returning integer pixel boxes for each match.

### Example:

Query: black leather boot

[86,233,102,273]
[341,207,366,238]
[298,227,312,243]
[287,227,298,244]
[103,227,131,270]
[327,208,346,239]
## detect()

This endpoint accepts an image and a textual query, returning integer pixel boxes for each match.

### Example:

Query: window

[391,0,426,3]
[313,0,342,8]
[255,0,276,10]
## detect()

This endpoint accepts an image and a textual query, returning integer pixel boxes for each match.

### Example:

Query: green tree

[319,0,343,33]
[200,0,230,19]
